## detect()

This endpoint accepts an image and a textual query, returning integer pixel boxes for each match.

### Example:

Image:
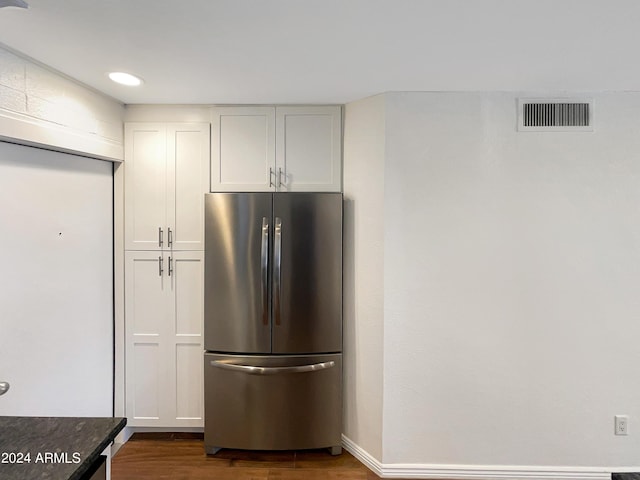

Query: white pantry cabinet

[124,123,210,250]
[124,250,204,428]
[211,106,342,192]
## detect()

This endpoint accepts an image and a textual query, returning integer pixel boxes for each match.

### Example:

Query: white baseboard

[341,435,614,480]
[342,435,383,476]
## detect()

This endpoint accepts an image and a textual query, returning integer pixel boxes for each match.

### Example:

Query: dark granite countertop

[0,416,126,480]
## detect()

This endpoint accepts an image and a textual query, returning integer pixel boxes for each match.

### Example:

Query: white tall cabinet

[211,106,342,192]
[124,123,209,428]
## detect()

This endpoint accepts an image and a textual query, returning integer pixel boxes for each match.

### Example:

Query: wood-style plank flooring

[111,433,386,480]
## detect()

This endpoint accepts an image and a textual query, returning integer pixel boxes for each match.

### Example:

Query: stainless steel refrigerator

[203,192,343,455]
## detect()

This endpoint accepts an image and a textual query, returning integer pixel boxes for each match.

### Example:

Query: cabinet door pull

[168,256,173,276]
[158,256,163,277]
[168,227,173,247]
[278,168,285,188]
[158,227,164,247]
[269,167,274,188]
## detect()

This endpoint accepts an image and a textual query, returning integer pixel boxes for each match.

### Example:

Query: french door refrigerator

[203,192,343,454]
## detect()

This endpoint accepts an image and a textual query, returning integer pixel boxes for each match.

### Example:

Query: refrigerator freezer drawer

[204,353,342,452]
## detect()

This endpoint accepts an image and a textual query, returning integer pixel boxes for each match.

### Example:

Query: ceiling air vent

[518,99,594,132]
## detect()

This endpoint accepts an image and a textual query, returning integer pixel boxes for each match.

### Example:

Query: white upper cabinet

[125,123,210,250]
[211,107,275,192]
[211,106,342,192]
[275,106,342,192]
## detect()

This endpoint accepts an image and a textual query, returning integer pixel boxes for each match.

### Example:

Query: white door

[275,106,342,192]
[211,106,275,192]
[168,251,204,427]
[0,142,112,416]
[124,124,167,250]
[124,251,167,427]
[125,251,204,427]
[167,124,210,251]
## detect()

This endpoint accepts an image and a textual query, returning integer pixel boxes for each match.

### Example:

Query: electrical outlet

[615,415,629,436]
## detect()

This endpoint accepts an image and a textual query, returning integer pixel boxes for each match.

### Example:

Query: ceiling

[0,0,639,105]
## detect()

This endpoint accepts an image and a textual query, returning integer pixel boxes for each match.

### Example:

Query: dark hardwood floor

[111,433,384,480]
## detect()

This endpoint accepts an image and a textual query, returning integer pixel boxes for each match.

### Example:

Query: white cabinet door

[125,251,204,428]
[276,106,342,192]
[125,123,209,251]
[124,124,167,250]
[211,107,275,191]
[167,124,210,251]
[168,251,204,427]
[125,251,167,427]
[210,106,342,193]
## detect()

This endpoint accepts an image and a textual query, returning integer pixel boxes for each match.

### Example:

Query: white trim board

[0,108,123,161]
[342,435,620,480]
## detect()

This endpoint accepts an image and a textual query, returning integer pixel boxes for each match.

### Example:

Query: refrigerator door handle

[274,217,282,325]
[210,360,335,375]
[261,217,269,326]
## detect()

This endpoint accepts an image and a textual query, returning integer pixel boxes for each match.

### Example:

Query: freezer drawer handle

[261,217,269,325]
[210,360,335,375]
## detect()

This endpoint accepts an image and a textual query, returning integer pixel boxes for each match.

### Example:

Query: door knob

[0,382,9,396]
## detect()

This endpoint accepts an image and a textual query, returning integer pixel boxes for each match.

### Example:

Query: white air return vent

[518,98,594,132]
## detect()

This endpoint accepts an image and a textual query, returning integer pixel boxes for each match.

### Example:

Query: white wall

[343,94,386,460]
[0,141,113,416]
[0,45,124,161]
[345,91,640,473]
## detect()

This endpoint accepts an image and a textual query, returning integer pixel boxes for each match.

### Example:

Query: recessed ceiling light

[0,0,28,8]
[108,72,143,86]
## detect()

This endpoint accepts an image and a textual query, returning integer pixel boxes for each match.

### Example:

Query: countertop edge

[67,417,127,480]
